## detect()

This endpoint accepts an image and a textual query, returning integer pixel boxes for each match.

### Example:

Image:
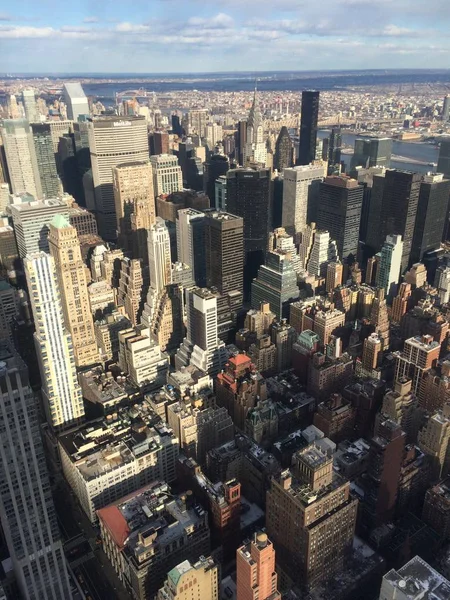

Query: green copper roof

[51,214,71,229]
[167,560,192,586]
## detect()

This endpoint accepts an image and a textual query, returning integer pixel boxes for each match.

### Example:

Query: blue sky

[1,0,449,73]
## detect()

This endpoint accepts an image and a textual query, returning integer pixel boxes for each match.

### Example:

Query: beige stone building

[158,557,219,600]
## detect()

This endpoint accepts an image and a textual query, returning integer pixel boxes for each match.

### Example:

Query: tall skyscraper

[48,215,98,366]
[31,123,60,198]
[327,127,342,165]
[282,163,325,242]
[443,95,450,121]
[410,173,450,264]
[22,89,39,123]
[226,167,272,296]
[273,126,293,172]
[176,208,206,287]
[350,137,392,170]
[148,218,172,292]
[88,115,149,240]
[236,532,281,600]
[236,119,247,165]
[297,91,320,166]
[24,252,84,431]
[0,346,72,600]
[306,229,339,278]
[63,82,89,121]
[1,119,42,198]
[150,154,183,197]
[376,234,403,300]
[204,153,229,204]
[317,175,363,262]
[243,89,267,165]
[438,140,450,177]
[113,161,155,252]
[205,210,244,295]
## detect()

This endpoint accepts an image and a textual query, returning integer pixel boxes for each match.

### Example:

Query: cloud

[83,17,99,23]
[0,25,55,38]
[115,22,150,32]
[187,13,234,28]
[0,13,11,21]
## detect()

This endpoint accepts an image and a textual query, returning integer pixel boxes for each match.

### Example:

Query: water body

[318,131,439,174]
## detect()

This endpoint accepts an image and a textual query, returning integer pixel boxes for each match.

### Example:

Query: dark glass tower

[31,123,59,198]
[328,127,342,165]
[171,114,183,136]
[438,140,450,177]
[297,91,320,166]
[204,154,229,204]
[236,120,247,166]
[274,126,293,172]
[226,167,272,298]
[317,175,364,263]
[350,137,392,171]
[410,173,450,264]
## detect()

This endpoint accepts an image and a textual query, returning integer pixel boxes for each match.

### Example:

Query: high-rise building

[379,556,450,600]
[157,557,219,600]
[327,127,342,165]
[243,89,267,165]
[326,261,343,293]
[63,82,89,121]
[437,140,450,177]
[150,154,183,197]
[356,332,382,379]
[215,175,227,210]
[112,161,155,252]
[226,167,272,295]
[24,252,84,431]
[422,477,450,541]
[297,91,320,166]
[176,208,205,287]
[419,403,450,481]
[88,115,149,240]
[317,175,363,262]
[236,532,281,600]
[204,153,229,204]
[443,95,450,121]
[306,229,339,278]
[376,234,403,300]
[205,210,244,295]
[150,131,170,155]
[1,119,42,198]
[30,124,60,198]
[273,126,293,172]
[266,444,357,589]
[370,287,390,350]
[394,334,440,394]
[187,109,208,137]
[22,88,39,123]
[281,163,324,242]
[351,137,392,170]
[0,346,72,600]
[48,215,98,366]
[410,173,450,264]
[118,257,146,326]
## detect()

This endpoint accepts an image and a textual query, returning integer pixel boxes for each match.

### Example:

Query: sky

[1,0,450,74]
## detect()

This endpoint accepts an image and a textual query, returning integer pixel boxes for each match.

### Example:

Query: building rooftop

[383,555,450,599]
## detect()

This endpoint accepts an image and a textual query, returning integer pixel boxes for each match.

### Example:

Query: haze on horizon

[1,0,449,74]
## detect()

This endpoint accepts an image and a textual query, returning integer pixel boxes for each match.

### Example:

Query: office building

[98,482,210,600]
[63,82,89,121]
[94,311,130,362]
[187,109,208,137]
[317,175,363,262]
[422,477,450,541]
[1,119,42,198]
[113,161,155,253]
[308,345,353,400]
[437,139,450,177]
[0,281,18,342]
[176,208,205,287]
[205,210,244,295]
[118,325,169,388]
[266,444,357,589]
[313,393,355,443]
[30,124,60,198]
[370,287,390,350]
[274,126,293,172]
[395,334,440,394]
[282,163,324,242]
[313,307,346,346]
[205,122,223,148]
[327,127,342,165]
[243,89,267,165]
[88,115,149,240]
[158,557,219,600]
[351,137,392,170]
[376,234,403,300]
[24,252,84,431]
[418,403,450,481]
[297,91,320,166]
[48,215,98,366]
[306,229,339,278]
[410,173,450,264]
[150,154,183,197]
[226,167,272,295]
[0,346,72,600]
[379,556,450,600]
[22,88,39,123]
[204,153,229,204]
[215,175,227,210]
[326,261,343,292]
[356,332,382,379]
[118,257,146,326]
[236,532,281,600]
[382,378,422,444]
[150,131,170,155]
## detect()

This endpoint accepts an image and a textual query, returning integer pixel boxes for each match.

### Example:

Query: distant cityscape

[1,70,450,600]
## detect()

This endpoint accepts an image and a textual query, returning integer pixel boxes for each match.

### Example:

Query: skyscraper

[297,91,320,166]
[22,88,39,123]
[112,161,155,252]
[438,140,450,177]
[157,557,219,600]
[226,167,272,296]
[443,95,450,121]
[327,127,342,165]
[273,126,293,172]
[63,82,89,121]
[48,215,98,366]
[0,346,72,600]
[176,208,206,287]
[376,234,403,300]
[410,173,450,264]
[1,119,42,198]
[282,163,325,242]
[24,252,84,431]
[31,123,60,198]
[317,175,363,262]
[243,89,267,166]
[350,137,392,170]
[150,154,183,197]
[236,532,281,600]
[205,210,244,295]
[88,115,149,240]
[306,229,339,278]
[204,153,229,204]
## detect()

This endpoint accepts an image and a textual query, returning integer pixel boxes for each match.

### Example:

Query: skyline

[1,1,450,73]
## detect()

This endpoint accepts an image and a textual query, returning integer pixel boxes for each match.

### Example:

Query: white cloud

[187,13,234,28]
[83,16,99,23]
[115,22,150,32]
[0,25,55,38]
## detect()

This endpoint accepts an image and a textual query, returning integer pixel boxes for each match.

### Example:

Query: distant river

[318,130,439,174]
